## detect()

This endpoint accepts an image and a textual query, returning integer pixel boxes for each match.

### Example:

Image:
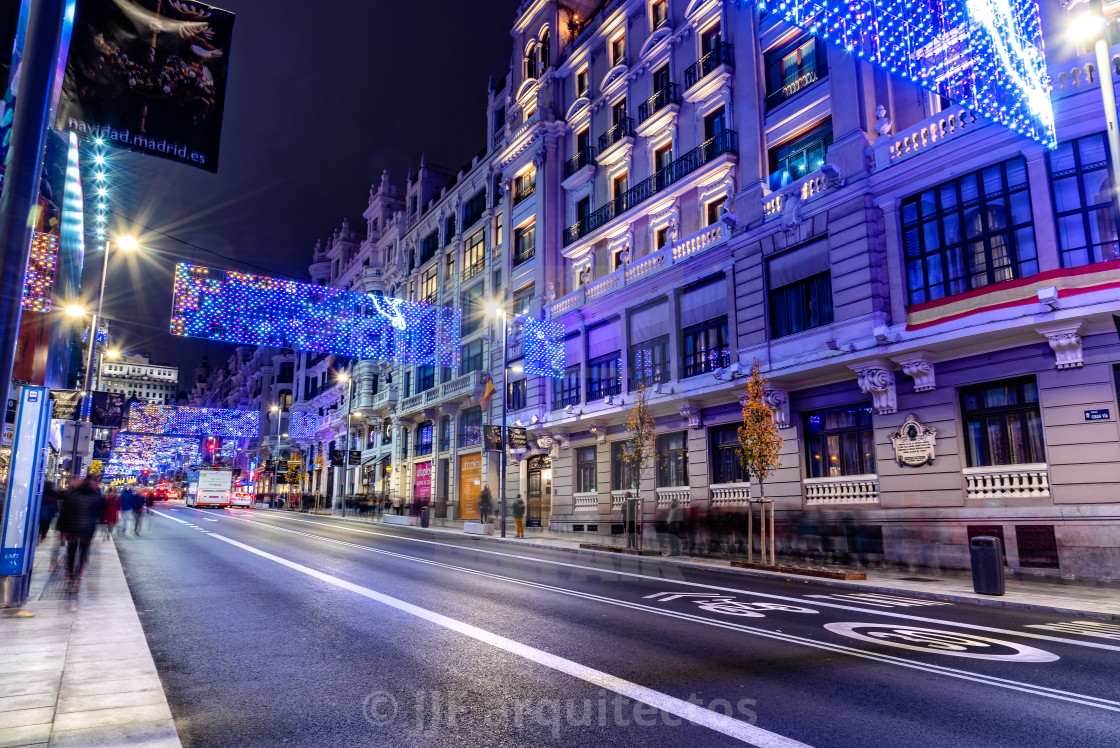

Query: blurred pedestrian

[479,484,492,524]
[38,481,59,541]
[57,476,105,589]
[102,490,120,539]
[511,494,525,538]
[667,498,683,556]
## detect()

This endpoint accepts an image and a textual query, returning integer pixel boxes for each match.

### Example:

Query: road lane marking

[806,593,951,608]
[148,510,1120,713]
[213,509,1120,654]
[824,624,1059,662]
[1025,621,1120,640]
[202,529,811,748]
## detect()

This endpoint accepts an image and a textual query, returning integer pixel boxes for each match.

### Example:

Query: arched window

[539,30,550,71]
[525,42,538,79]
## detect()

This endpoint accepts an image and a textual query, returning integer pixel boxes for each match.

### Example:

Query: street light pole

[337,370,354,516]
[1088,1,1120,222]
[499,313,508,538]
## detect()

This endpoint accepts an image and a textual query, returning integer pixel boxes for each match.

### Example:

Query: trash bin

[970,536,1005,595]
[420,505,431,528]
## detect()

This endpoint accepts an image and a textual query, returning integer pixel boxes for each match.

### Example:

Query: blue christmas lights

[170,263,463,368]
[105,433,204,476]
[288,411,317,440]
[520,317,566,377]
[129,403,259,437]
[759,0,1055,147]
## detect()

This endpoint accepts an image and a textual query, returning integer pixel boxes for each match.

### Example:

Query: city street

[115,505,1120,748]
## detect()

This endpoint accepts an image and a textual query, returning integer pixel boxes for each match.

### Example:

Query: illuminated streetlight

[116,235,139,252]
[1070,2,1120,220]
[65,304,86,318]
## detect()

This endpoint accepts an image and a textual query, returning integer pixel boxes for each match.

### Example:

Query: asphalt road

[114,504,1120,747]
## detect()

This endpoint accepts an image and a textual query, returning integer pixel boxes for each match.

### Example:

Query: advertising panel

[414,460,432,502]
[458,453,481,520]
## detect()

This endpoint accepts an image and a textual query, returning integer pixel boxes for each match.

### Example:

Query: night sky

[84,0,520,391]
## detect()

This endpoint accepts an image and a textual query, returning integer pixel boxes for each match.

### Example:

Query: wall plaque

[889,413,937,467]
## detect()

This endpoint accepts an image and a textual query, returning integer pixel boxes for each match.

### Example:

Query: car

[229,492,254,508]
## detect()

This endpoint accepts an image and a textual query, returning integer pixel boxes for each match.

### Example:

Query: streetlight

[1071,2,1120,221]
[269,404,280,503]
[336,369,355,515]
[94,348,120,392]
[486,301,513,538]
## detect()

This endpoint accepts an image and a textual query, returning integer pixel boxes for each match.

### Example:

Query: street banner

[414,461,432,501]
[507,426,529,451]
[330,450,344,467]
[264,459,275,472]
[348,450,361,467]
[49,390,82,420]
[55,0,236,172]
[90,391,125,428]
[92,439,112,459]
[483,425,502,451]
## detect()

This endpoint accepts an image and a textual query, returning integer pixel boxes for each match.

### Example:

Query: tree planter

[730,560,867,580]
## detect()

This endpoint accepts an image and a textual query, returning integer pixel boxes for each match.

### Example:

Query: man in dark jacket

[479,484,492,524]
[38,482,60,540]
[511,494,526,538]
[57,477,106,586]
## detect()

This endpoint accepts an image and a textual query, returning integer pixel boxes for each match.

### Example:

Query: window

[540,30,550,71]
[576,66,589,97]
[494,212,503,246]
[711,424,748,484]
[513,284,535,315]
[587,353,621,399]
[657,432,688,487]
[576,196,591,226]
[768,241,833,338]
[417,365,435,393]
[458,406,482,447]
[506,378,526,410]
[769,120,832,190]
[630,336,669,387]
[402,371,411,398]
[705,196,726,227]
[401,428,409,458]
[902,157,1038,305]
[651,0,668,29]
[765,37,828,110]
[611,34,625,66]
[463,190,487,229]
[410,195,417,215]
[421,266,438,303]
[703,106,725,141]
[612,441,638,491]
[461,283,486,334]
[444,215,456,245]
[701,23,721,55]
[552,366,580,409]
[1016,526,1059,569]
[415,421,434,456]
[612,172,628,200]
[806,405,876,478]
[577,446,597,493]
[655,226,669,249]
[514,168,536,205]
[654,142,672,173]
[440,415,452,452]
[1047,132,1119,267]
[463,232,485,281]
[961,379,1045,467]
[612,98,627,126]
[461,339,484,374]
[514,222,536,265]
[445,252,456,283]
[576,128,590,156]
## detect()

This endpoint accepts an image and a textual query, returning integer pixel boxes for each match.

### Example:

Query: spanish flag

[481,375,497,406]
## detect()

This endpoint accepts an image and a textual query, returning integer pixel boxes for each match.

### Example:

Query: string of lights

[128,403,260,437]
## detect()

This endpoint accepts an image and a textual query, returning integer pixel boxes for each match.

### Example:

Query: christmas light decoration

[129,403,259,437]
[105,433,204,475]
[758,0,1054,147]
[288,411,318,440]
[170,264,463,368]
[520,317,565,377]
[21,233,58,312]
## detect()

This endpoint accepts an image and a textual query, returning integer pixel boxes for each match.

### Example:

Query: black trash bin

[970,536,1005,595]
[420,505,431,528]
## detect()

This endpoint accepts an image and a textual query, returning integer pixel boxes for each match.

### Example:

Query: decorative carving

[850,359,897,415]
[679,404,701,429]
[1037,321,1086,370]
[780,188,802,229]
[889,414,938,467]
[588,423,607,444]
[893,352,936,392]
[762,388,791,429]
[874,104,893,138]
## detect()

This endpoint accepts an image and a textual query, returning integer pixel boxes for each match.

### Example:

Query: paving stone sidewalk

[0,533,181,748]
[282,509,1120,620]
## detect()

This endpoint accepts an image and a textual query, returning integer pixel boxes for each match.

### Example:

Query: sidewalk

[282,509,1120,621]
[0,534,181,748]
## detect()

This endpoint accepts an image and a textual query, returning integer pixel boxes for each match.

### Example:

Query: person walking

[38,481,60,541]
[56,476,105,590]
[118,487,134,535]
[479,484,492,524]
[511,494,526,538]
[102,490,120,539]
[667,498,683,556]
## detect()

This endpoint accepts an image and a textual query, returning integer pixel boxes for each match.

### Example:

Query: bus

[186,468,233,508]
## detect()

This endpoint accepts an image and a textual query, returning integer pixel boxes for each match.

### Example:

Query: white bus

[186,469,232,508]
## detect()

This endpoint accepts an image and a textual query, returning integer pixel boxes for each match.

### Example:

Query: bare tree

[622,384,657,551]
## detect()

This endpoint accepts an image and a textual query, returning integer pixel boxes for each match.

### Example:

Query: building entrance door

[526,454,552,527]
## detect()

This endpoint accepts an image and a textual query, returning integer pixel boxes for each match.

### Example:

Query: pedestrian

[479,484,492,524]
[56,476,105,590]
[131,489,145,534]
[102,490,120,539]
[38,481,59,541]
[667,498,683,556]
[511,494,526,538]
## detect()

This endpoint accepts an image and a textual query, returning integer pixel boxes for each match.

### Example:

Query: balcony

[564,147,596,179]
[438,369,485,402]
[682,349,731,379]
[573,492,598,512]
[587,380,622,401]
[684,42,733,92]
[963,464,1050,500]
[461,258,485,282]
[804,474,880,505]
[868,105,978,173]
[371,387,398,413]
[564,130,737,246]
[598,117,635,153]
[399,392,426,415]
[513,179,536,206]
[765,67,825,111]
[710,483,750,507]
[513,243,536,267]
[655,486,690,509]
[552,392,581,411]
[637,84,680,126]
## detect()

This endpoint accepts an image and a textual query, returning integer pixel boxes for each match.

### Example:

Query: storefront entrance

[526,454,551,527]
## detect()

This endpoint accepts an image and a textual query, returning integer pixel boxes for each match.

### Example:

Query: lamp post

[1074,2,1120,220]
[269,404,280,505]
[336,369,355,515]
[95,348,121,393]
[486,303,515,538]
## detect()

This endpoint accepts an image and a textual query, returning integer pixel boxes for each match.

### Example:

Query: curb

[255,509,1120,621]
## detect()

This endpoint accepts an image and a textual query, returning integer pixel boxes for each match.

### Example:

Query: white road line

[220,510,1120,654]
[164,511,1120,713]
[203,529,811,748]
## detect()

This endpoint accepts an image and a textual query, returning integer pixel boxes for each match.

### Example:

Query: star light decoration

[520,317,566,377]
[170,264,463,368]
[758,0,1055,147]
[21,233,59,312]
[128,403,259,437]
[105,433,204,476]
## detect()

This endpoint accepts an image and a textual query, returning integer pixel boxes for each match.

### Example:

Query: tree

[88,459,104,481]
[736,360,783,501]
[622,384,657,551]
